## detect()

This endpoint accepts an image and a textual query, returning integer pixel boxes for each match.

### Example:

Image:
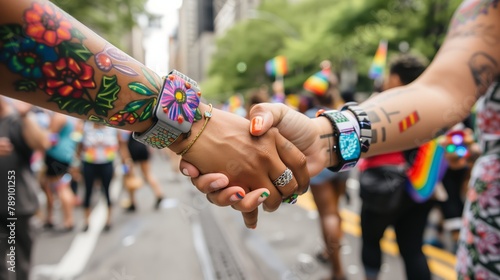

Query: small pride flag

[368,40,388,80]
[405,140,447,202]
[303,69,330,96]
[265,55,288,77]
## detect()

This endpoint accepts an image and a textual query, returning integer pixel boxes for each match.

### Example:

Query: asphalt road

[29,153,456,280]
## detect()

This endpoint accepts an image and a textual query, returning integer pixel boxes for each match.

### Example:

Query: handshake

[174,102,365,229]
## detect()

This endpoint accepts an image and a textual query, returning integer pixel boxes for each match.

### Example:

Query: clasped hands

[177,103,333,228]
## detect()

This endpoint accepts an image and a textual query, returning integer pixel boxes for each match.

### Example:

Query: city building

[170,0,261,82]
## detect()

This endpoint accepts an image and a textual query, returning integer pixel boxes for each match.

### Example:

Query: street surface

[30,153,456,280]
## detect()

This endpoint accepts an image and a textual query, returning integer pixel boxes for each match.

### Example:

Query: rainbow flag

[405,140,448,202]
[368,40,388,80]
[303,69,330,96]
[265,56,288,77]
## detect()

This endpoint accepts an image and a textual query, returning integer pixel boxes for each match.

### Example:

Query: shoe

[103,224,111,231]
[155,197,163,210]
[43,222,54,229]
[126,203,136,212]
[60,225,74,233]
[315,251,330,265]
[82,225,89,232]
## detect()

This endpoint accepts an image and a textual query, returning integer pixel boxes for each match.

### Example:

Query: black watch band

[318,110,361,172]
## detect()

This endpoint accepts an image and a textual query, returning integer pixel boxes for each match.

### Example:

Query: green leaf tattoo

[58,41,93,62]
[129,82,156,96]
[14,80,37,92]
[139,98,156,121]
[50,96,93,115]
[0,24,23,41]
[94,75,121,116]
[124,99,149,112]
[142,68,161,92]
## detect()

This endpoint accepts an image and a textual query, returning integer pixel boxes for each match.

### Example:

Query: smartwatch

[318,110,361,172]
[132,70,201,149]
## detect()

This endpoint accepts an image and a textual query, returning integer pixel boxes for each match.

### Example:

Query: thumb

[179,159,201,177]
[249,103,288,136]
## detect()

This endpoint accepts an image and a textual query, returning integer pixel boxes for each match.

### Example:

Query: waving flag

[265,55,288,77]
[303,69,330,96]
[405,140,448,202]
[368,40,388,80]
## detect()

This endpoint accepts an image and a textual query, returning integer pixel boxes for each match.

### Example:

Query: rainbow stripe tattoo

[398,111,420,132]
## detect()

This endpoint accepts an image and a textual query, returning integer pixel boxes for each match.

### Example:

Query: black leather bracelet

[341,102,372,153]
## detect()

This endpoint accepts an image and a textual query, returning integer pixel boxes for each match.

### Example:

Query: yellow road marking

[428,259,457,280]
[297,192,457,277]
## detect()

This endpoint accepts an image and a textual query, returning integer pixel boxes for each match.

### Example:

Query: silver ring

[273,168,293,188]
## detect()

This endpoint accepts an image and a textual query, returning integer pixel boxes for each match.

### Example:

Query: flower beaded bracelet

[317,102,371,172]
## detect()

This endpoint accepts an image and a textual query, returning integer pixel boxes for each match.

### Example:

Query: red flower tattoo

[24,2,72,47]
[109,111,138,126]
[41,57,96,98]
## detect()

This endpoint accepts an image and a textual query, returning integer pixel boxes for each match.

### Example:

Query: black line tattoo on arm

[468,51,498,96]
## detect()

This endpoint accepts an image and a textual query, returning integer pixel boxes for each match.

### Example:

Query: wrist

[313,116,339,169]
[169,103,210,154]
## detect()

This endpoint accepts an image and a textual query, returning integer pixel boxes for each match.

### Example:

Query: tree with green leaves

[203,0,462,100]
[53,0,149,50]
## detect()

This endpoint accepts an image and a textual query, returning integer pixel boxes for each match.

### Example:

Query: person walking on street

[0,98,50,280]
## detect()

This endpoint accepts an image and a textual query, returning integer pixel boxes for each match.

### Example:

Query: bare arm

[22,113,50,150]
[360,0,500,156]
[0,0,310,214]
[182,0,500,214]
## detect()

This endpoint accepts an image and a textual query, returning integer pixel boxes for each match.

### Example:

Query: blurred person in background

[246,85,270,117]
[357,54,431,280]
[120,131,164,212]
[0,98,50,280]
[78,122,121,231]
[41,112,79,231]
[304,60,348,280]
[428,120,480,253]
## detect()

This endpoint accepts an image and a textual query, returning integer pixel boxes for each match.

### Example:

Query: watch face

[338,130,361,161]
[156,71,201,133]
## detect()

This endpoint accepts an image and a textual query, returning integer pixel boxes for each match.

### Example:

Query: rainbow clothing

[81,122,118,164]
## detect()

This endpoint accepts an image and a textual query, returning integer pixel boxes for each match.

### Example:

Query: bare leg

[311,178,346,279]
[139,160,163,198]
[41,176,54,226]
[139,160,164,209]
[56,183,75,228]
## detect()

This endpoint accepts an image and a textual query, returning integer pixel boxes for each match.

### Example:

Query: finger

[249,103,288,136]
[260,178,285,212]
[241,209,259,229]
[264,131,299,198]
[179,160,201,177]
[206,186,246,206]
[190,173,230,194]
[231,188,270,213]
[275,133,309,194]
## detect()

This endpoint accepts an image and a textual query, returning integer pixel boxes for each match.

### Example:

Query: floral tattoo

[0,2,161,126]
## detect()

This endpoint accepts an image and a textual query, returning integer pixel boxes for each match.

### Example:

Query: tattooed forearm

[468,51,498,96]
[0,2,163,128]
[450,0,500,30]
